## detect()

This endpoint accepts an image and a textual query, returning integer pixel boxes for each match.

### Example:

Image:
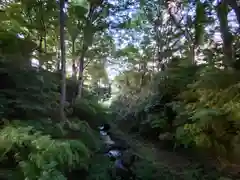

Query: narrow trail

[119,134,194,176]
[113,130,240,180]
[113,130,192,176]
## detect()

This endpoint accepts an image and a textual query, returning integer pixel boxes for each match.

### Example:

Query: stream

[98,124,136,180]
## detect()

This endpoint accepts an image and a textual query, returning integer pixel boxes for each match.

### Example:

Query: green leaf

[83,23,94,46]
[71,0,89,8]
[191,108,222,121]
[71,0,90,18]
[139,0,145,8]
[74,5,89,19]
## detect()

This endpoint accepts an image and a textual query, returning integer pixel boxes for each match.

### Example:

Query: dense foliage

[0,56,107,179]
[0,1,112,178]
[1,0,240,179]
[110,0,240,177]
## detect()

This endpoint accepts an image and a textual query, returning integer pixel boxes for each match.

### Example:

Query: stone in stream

[121,150,137,168]
[100,130,107,136]
[98,123,111,132]
[107,150,122,157]
[109,151,137,180]
[218,177,232,180]
[101,134,115,145]
[158,132,173,141]
[98,124,137,179]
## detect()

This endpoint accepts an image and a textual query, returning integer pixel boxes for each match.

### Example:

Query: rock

[158,132,173,141]
[218,177,232,180]
[102,135,115,145]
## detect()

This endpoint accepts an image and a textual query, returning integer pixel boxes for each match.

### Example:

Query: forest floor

[113,129,240,180]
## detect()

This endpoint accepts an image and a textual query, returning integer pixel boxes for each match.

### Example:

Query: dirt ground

[113,129,240,180]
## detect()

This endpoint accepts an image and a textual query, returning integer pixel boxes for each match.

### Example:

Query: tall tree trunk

[139,71,146,89]
[189,44,195,64]
[71,39,77,81]
[56,39,61,71]
[59,0,66,121]
[139,62,147,89]
[75,4,95,99]
[77,46,87,98]
[216,1,234,68]
[226,0,240,27]
[38,35,44,66]
[96,80,100,101]
[55,44,59,71]
[44,32,47,53]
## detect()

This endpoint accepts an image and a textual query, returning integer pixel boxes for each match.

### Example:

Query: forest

[0,0,239,179]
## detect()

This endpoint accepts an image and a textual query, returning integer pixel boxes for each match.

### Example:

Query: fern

[0,122,91,179]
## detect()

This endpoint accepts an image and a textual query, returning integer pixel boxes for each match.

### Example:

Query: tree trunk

[59,0,66,121]
[55,44,60,71]
[139,62,147,89]
[216,1,234,68]
[38,35,44,66]
[44,32,47,53]
[189,44,195,64]
[75,4,95,99]
[71,39,77,81]
[226,0,240,27]
[55,36,61,71]
[77,46,87,98]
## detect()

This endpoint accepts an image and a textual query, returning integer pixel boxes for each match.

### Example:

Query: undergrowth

[0,59,109,180]
[111,63,240,177]
[87,154,113,180]
[0,119,100,180]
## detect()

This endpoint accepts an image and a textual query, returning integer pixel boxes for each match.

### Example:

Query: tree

[59,0,67,121]
[216,0,234,68]
[76,0,108,98]
[110,0,240,172]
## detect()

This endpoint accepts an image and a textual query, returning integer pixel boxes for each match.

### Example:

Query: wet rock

[218,177,232,180]
[158,132,173,141]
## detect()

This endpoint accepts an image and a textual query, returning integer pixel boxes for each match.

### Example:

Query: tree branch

[83,59,93,69]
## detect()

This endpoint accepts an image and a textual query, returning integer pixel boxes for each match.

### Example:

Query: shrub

[111,63,240,164]
[71,98,110,128]
[0,121,92,180]
[0,62,60,120]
